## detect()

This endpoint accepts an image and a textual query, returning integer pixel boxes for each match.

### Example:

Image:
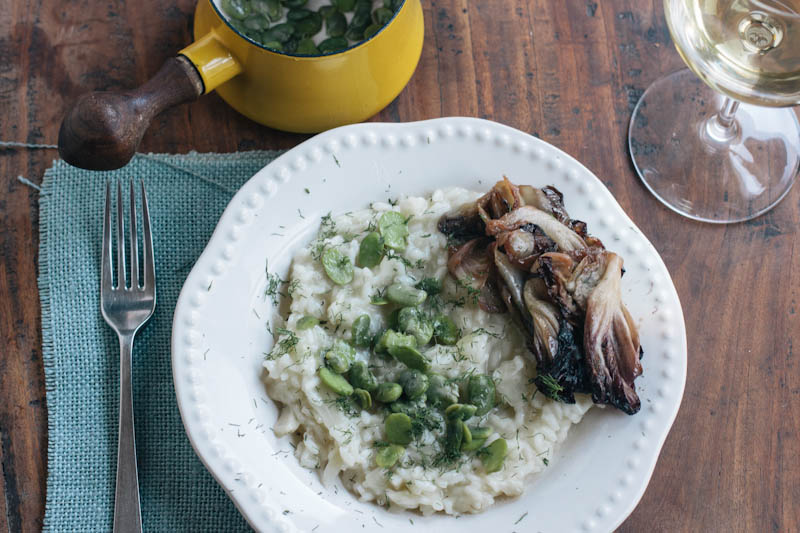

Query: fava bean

[326,10,348,37]
[397,307,433,345]
[426,373,458,408]
[372,6,393,25]
[461,421,473,445]
[469,426,492,440]
[348,361,378,392]
[432,315,459,345]
[388,345,430,372]
[321,247,353,285]
[318,36,349,53]
[324,339,355,373]
[353,388,372,409]
[352,314,371,347]
[397,369,429,399]
[382,330,417,352]
[480,438,508,473]
[461,436,486,452]
[318,5,337,18]
[244,14,270,30]
[467,374,496,416]
[332,0,356,11]
[385,413,413,444]
[375,444,404,468]
[375,382,403,403]
[378,211,408,251]
[222,0,250,19]
[283,0,308,7]
[388,397,425,415]
[296,315,319,330]
[363,23,381,39]
[262,40,283,50]
[263,22,295,42]
[295,37,319,54]
[318,367,353,396]
[386,283,426,306]
[445,403,477,421]
[293,11,322,36]
[357,232,384,268]
[444,419,463,456]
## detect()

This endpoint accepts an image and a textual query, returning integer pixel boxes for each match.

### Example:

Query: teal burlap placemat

[39,150,285,532]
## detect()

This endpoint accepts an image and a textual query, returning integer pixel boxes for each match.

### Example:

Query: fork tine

[141,181,155,290]
[116,181,127,289]
[129,181,139,290]
[102,182,113,291]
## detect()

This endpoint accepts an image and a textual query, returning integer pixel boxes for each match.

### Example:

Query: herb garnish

[266,328,299,360]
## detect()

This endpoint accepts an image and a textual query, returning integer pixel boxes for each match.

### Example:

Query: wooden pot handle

[58,56,204,171]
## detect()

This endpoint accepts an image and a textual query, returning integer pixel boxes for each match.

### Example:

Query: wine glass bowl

[629,0,800,223]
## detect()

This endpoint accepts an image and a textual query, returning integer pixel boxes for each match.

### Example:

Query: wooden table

[1,1,797,531]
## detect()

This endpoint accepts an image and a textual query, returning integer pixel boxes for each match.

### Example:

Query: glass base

[628,69,800,224]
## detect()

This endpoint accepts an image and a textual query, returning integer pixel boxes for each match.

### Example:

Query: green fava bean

[444,418,464,456]
[386,283,426,306]
[467,374,496,416]
[326,10,348,38]
[256,0,282,21]
[351,314,371,347]
[363,23,381,39]
[469,426,492,440]
[295,37,319,55]
[296,315,319,330]
[373,6,393,25]
[348,361,378,392]
[262,40,283,51]
[445,403,477,421]
[318,36,349,54]
[385,413,413,445]
[222,0,250,19]
[375,382,402,403]
[324,339,355,373]
[388,397,425,415]
[333,0,356,11]
[432,315,459,345]
[389,345,430,372]
[321,247,353,285]
[264,22,295,42]
[397,307,433,345]
[318,367,353,396]
[375,443,404,468]
[353,388,372,409]
[283,37,299,53]
[461,422,472,445]
[287,7,311,20]
[378,211,409,251]
[293,11,322,36]
[282,0,307,7]
[461,437,487,452]
[345,25,365,41]
[426,373,458,407]
[318,5,336,18]
[244,14,270,30]
[480,438,508,473]
[397,369,429,399]
[357,232,384,268]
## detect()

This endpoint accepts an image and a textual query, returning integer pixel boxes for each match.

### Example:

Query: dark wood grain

[1,1,798,531]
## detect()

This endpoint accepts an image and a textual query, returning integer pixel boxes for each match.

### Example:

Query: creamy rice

[262,187,592,515]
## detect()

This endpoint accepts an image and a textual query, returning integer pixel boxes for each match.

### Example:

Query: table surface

[2,1,798,531]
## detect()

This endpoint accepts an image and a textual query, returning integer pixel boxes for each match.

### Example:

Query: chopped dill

[543,458,549,466]
[297,208,305,219]
[304,188,310,194]
[535,373,564,397]
[384,249,425,270]
[286,279,301,298]
[455,278,481,305]
[325,395,360,417]
[515,511,529,525]
[332,154,340,167]
[264,260,285,306]
[469,327,502,339]
[266,328,299,360]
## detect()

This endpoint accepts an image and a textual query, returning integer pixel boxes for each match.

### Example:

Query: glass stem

[705,96,740,143]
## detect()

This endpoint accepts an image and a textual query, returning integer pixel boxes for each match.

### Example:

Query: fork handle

[113,333,143,533]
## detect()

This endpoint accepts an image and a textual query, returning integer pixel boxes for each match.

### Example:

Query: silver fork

[101,181,156,533]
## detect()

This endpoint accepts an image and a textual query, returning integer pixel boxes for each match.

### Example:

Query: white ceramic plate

[172,117,687,533]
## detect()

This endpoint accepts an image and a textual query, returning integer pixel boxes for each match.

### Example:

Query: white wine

[666,0,800,106]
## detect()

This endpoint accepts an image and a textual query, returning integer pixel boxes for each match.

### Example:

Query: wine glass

[629,0,800,223]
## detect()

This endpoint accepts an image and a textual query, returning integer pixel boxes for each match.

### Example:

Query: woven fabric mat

[39,151,285,532]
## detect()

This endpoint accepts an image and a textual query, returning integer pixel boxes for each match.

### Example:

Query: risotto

[262,187,593,515]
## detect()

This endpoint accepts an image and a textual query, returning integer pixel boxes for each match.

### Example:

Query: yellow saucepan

[58,0,425,170]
